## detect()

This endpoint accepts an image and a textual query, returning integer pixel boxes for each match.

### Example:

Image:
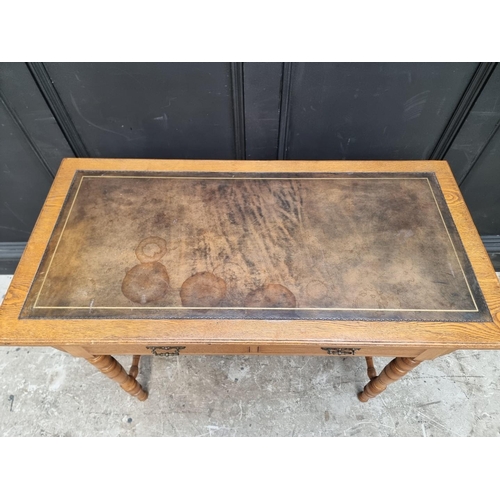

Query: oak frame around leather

[1,159,500,355]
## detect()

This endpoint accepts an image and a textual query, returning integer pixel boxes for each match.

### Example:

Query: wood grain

[1,159,500,351]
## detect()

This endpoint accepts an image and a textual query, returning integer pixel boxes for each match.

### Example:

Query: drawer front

[83,344,425,358]
[85,344,252,356]
[256,345,424,357]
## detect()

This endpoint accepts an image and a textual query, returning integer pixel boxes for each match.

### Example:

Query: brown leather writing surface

[21,171,490,322]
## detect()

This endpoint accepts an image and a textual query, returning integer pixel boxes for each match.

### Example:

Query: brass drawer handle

[146,346,186,357]
[321,347,360,356]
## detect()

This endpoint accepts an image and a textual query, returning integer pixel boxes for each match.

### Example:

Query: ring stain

[244,284,296,308]
[122,262,170,304]
[135,236,167,263]
[180,271,227,307]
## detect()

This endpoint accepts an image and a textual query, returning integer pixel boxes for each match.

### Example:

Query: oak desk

[1,159,500,403]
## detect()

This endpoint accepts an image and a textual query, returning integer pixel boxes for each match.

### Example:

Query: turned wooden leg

[129,355,141,379]
[358,357,421,402]
[365,356,377,380]
[87,355,148,401]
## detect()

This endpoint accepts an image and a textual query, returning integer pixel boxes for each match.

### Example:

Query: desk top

[2,159,500,349]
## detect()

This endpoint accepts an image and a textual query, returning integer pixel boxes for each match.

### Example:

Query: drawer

[85,344,252,356]
[82,344,425,358]
[256,345,424,357]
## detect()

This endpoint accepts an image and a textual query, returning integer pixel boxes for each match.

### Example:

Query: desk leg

[129,355,141,379]
[87,355,148,401]
[358,357,421,402]
[365,357,377,380]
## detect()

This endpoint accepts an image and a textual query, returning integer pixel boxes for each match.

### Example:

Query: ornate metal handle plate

[146,346,186,357]
[321,347,360,356]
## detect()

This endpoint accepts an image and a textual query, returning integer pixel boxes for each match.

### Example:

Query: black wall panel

[0,63,74,176]
[0,62,73,250]
[0,101,53,241]
[285,63,478,160]
[445,64,500,184]
[243,63,282,159]
[43,63,236,159]
[461,128,500,235]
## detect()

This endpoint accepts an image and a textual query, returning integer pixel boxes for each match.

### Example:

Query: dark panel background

[0,62,499,273]
[0,63,74,175]
[0,63,73,247]
[285,63,478,160]
[0,100,53,242]
[444,64,500,184]
[243,63,282,160]
[44,62,236,159]
[461,130,500,234]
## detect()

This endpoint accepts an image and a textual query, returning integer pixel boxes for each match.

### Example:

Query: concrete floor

[1,273,500,437]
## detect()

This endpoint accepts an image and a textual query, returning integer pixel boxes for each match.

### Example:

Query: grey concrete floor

[1,273,500,437]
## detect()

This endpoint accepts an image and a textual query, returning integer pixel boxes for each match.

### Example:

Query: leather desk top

[20,170,490,322]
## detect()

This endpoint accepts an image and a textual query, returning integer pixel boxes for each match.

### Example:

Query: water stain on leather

[122,262,170,304]
[180,271,227,307]
[135,236,167,263]
[244,284,296,308]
